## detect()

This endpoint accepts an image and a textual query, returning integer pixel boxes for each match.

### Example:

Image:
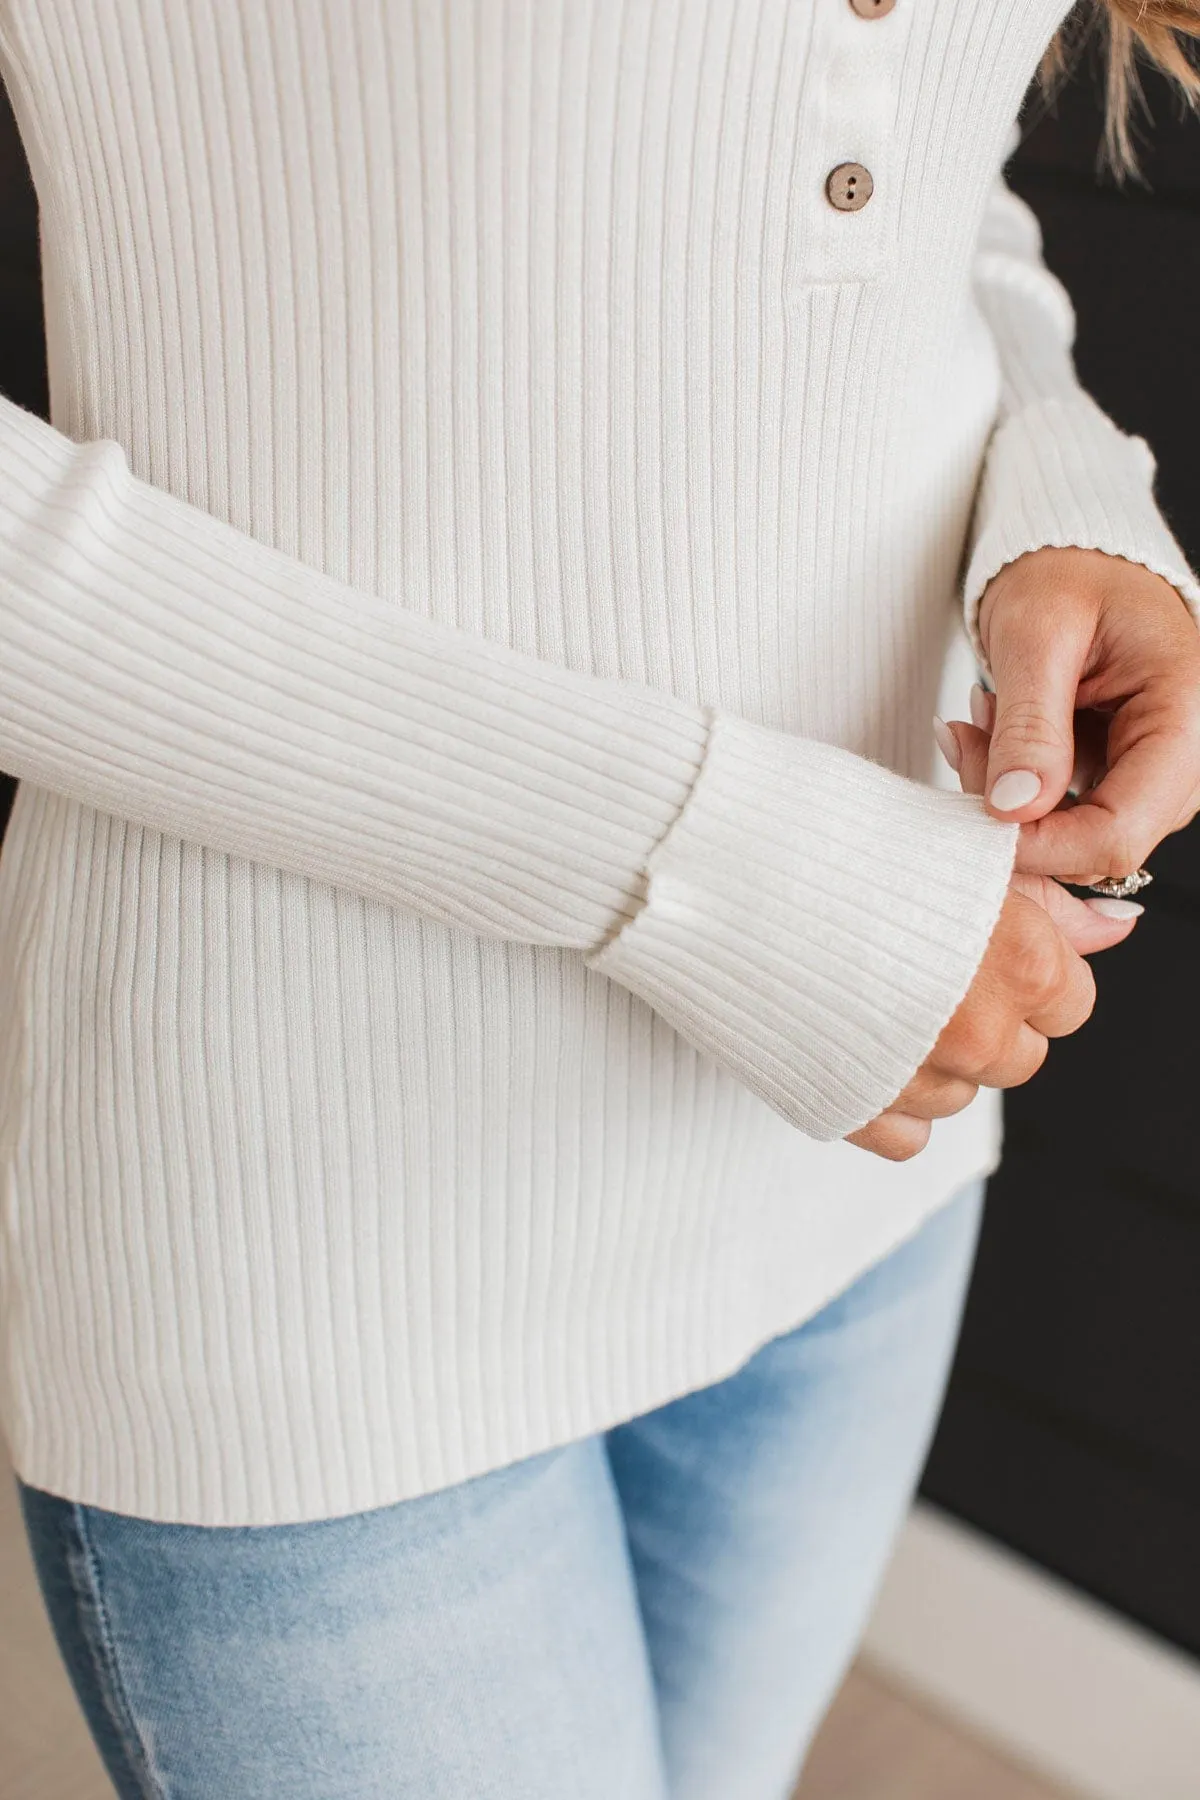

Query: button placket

[786,0,911,286]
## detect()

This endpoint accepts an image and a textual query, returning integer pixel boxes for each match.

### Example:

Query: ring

[1085,868,1153,900]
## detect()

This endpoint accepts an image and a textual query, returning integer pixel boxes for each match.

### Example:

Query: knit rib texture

[0,0,1195,1524]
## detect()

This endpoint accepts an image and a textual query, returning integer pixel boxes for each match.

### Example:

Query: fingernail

[932,715,961,772]
[969,683,995,732]
[989,769,1042,811]
[1085,897,1144,920]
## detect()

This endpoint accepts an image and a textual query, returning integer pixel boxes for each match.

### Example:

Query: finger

[931,885,1093,1086]
[941,712,1108,810]
[930,1019,1049,1090]
[1007,686,1200,880]
[994,1021,1050,1089]
[983,597,1094,822]
[934,718,991,797]
[845,1113,931,1162]
[1022,936,1096,1040]
[1008,870,1142,955]
[886,1066,980,1122]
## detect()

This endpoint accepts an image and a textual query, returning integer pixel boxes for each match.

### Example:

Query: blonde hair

[1042,1,1200,179]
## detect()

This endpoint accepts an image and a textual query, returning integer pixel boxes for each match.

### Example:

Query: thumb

[983,605,1092,824]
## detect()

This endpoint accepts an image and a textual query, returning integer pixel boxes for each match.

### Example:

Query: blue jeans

[18,1178,984,1800]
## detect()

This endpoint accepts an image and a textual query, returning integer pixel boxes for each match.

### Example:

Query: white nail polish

[969,683,994,731]
[1086,897,1144,920]
[932,716,961,772]
[989,769,1041,811]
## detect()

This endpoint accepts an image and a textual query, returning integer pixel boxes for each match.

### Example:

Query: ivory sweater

[0,0,1197,1526]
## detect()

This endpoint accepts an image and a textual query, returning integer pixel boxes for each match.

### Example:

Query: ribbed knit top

[0,0,1196,1525]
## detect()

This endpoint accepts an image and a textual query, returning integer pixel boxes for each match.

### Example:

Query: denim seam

[65,1503,170,1800]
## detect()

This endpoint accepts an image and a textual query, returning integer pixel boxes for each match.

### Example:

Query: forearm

[0,392,710,948]
[1,393,1019,1142]
[962,137,1200,674]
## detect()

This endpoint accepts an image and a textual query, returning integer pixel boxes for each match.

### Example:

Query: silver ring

[1085,868,1153,900]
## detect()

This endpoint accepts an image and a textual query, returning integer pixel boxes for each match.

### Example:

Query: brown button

[850,0,896,16]
[825,162,874,212]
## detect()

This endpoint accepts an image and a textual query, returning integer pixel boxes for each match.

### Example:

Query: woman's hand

[847,543,1197,1164]
[973,546,1200,884]
[844,872,1130,1162]
[846,686,1147,1166]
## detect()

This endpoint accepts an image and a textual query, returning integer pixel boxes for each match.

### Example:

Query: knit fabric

[0,0,1196,1525]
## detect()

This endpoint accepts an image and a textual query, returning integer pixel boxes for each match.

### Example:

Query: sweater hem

[4,1138,1004,1528]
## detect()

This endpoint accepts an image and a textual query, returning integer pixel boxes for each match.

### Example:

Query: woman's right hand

[846,716,1141,1163]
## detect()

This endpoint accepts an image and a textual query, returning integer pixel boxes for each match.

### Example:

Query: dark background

[919,44,1200,1660]
[1,16,1198,1660]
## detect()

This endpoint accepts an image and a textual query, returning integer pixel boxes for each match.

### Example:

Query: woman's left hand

[972,546,1200,884]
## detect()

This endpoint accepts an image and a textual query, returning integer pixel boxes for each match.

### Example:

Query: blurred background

[0,16,1197,1800]
[920,44,1200,1675]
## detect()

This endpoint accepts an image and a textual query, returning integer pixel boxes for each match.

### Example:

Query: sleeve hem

[585,709,1019,1141]
[963,394,1200,676]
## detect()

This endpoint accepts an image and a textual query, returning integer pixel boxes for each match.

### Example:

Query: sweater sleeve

[961,122,1200,677]
[0,390,1018,1142]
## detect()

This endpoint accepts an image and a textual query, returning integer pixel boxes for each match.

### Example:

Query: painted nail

[989,768,1041,811]
[969,683,995,732]
[1085,897,1144,920]
[932,716,961,773]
